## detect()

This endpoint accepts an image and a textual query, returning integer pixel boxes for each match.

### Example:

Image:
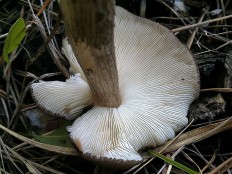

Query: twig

[209,156,232,174]
[181,151,202,173]
[186,8,207,49]
[201,88,232,92]
[172,14,232,32]
[1,98,10,125]
[130,120,195,174]
[155,117,232,153]
[201,152,216,173]
[37,0,52,17]
[191,144,216,171]
[0,138,24,174]
[157,147,184,174]
[156,0,188,27]
[29,13,69,78]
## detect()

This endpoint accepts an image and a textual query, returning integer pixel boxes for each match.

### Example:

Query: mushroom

[61,38,86,80]
[31,6,199,168]
[31,74,91,120]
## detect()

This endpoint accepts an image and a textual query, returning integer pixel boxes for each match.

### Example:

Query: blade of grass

[0,124,78,156]
[148,150,199,174]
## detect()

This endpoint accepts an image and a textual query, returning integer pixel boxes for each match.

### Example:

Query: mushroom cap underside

[31,6,199,168]
[31,74,91,120]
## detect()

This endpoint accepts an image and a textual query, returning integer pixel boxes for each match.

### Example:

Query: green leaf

[148,150,199,174]
[32,123,73,148]
[3,18,26,63]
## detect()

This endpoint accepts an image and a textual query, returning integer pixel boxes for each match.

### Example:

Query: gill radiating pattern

[69,6,199,162]
[69,107,143,161]
[31,74,91,120]
[31,6,199,163]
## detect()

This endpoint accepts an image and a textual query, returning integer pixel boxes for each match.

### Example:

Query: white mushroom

[61,38,86,80]
[31,74,91,120]
[31,7,199,168]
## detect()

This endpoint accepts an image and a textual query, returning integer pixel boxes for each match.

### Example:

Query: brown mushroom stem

[60,0,121,108]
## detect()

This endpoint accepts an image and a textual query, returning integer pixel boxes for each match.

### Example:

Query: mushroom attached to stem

[31,7,199,168]
[31,74,91,120]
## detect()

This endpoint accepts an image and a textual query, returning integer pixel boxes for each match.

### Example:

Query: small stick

[186,9,207,49]
[172,14,232,32]
[209,156,232,174]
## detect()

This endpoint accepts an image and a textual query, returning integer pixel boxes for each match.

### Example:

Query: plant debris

[1,0,232,173]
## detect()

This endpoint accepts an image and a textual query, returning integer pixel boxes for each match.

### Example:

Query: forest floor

[1,0,232,173]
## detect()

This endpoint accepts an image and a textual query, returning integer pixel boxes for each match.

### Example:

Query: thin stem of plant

[172,14,232,32]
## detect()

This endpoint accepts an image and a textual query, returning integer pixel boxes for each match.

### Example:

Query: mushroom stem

[60,0,121,108]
